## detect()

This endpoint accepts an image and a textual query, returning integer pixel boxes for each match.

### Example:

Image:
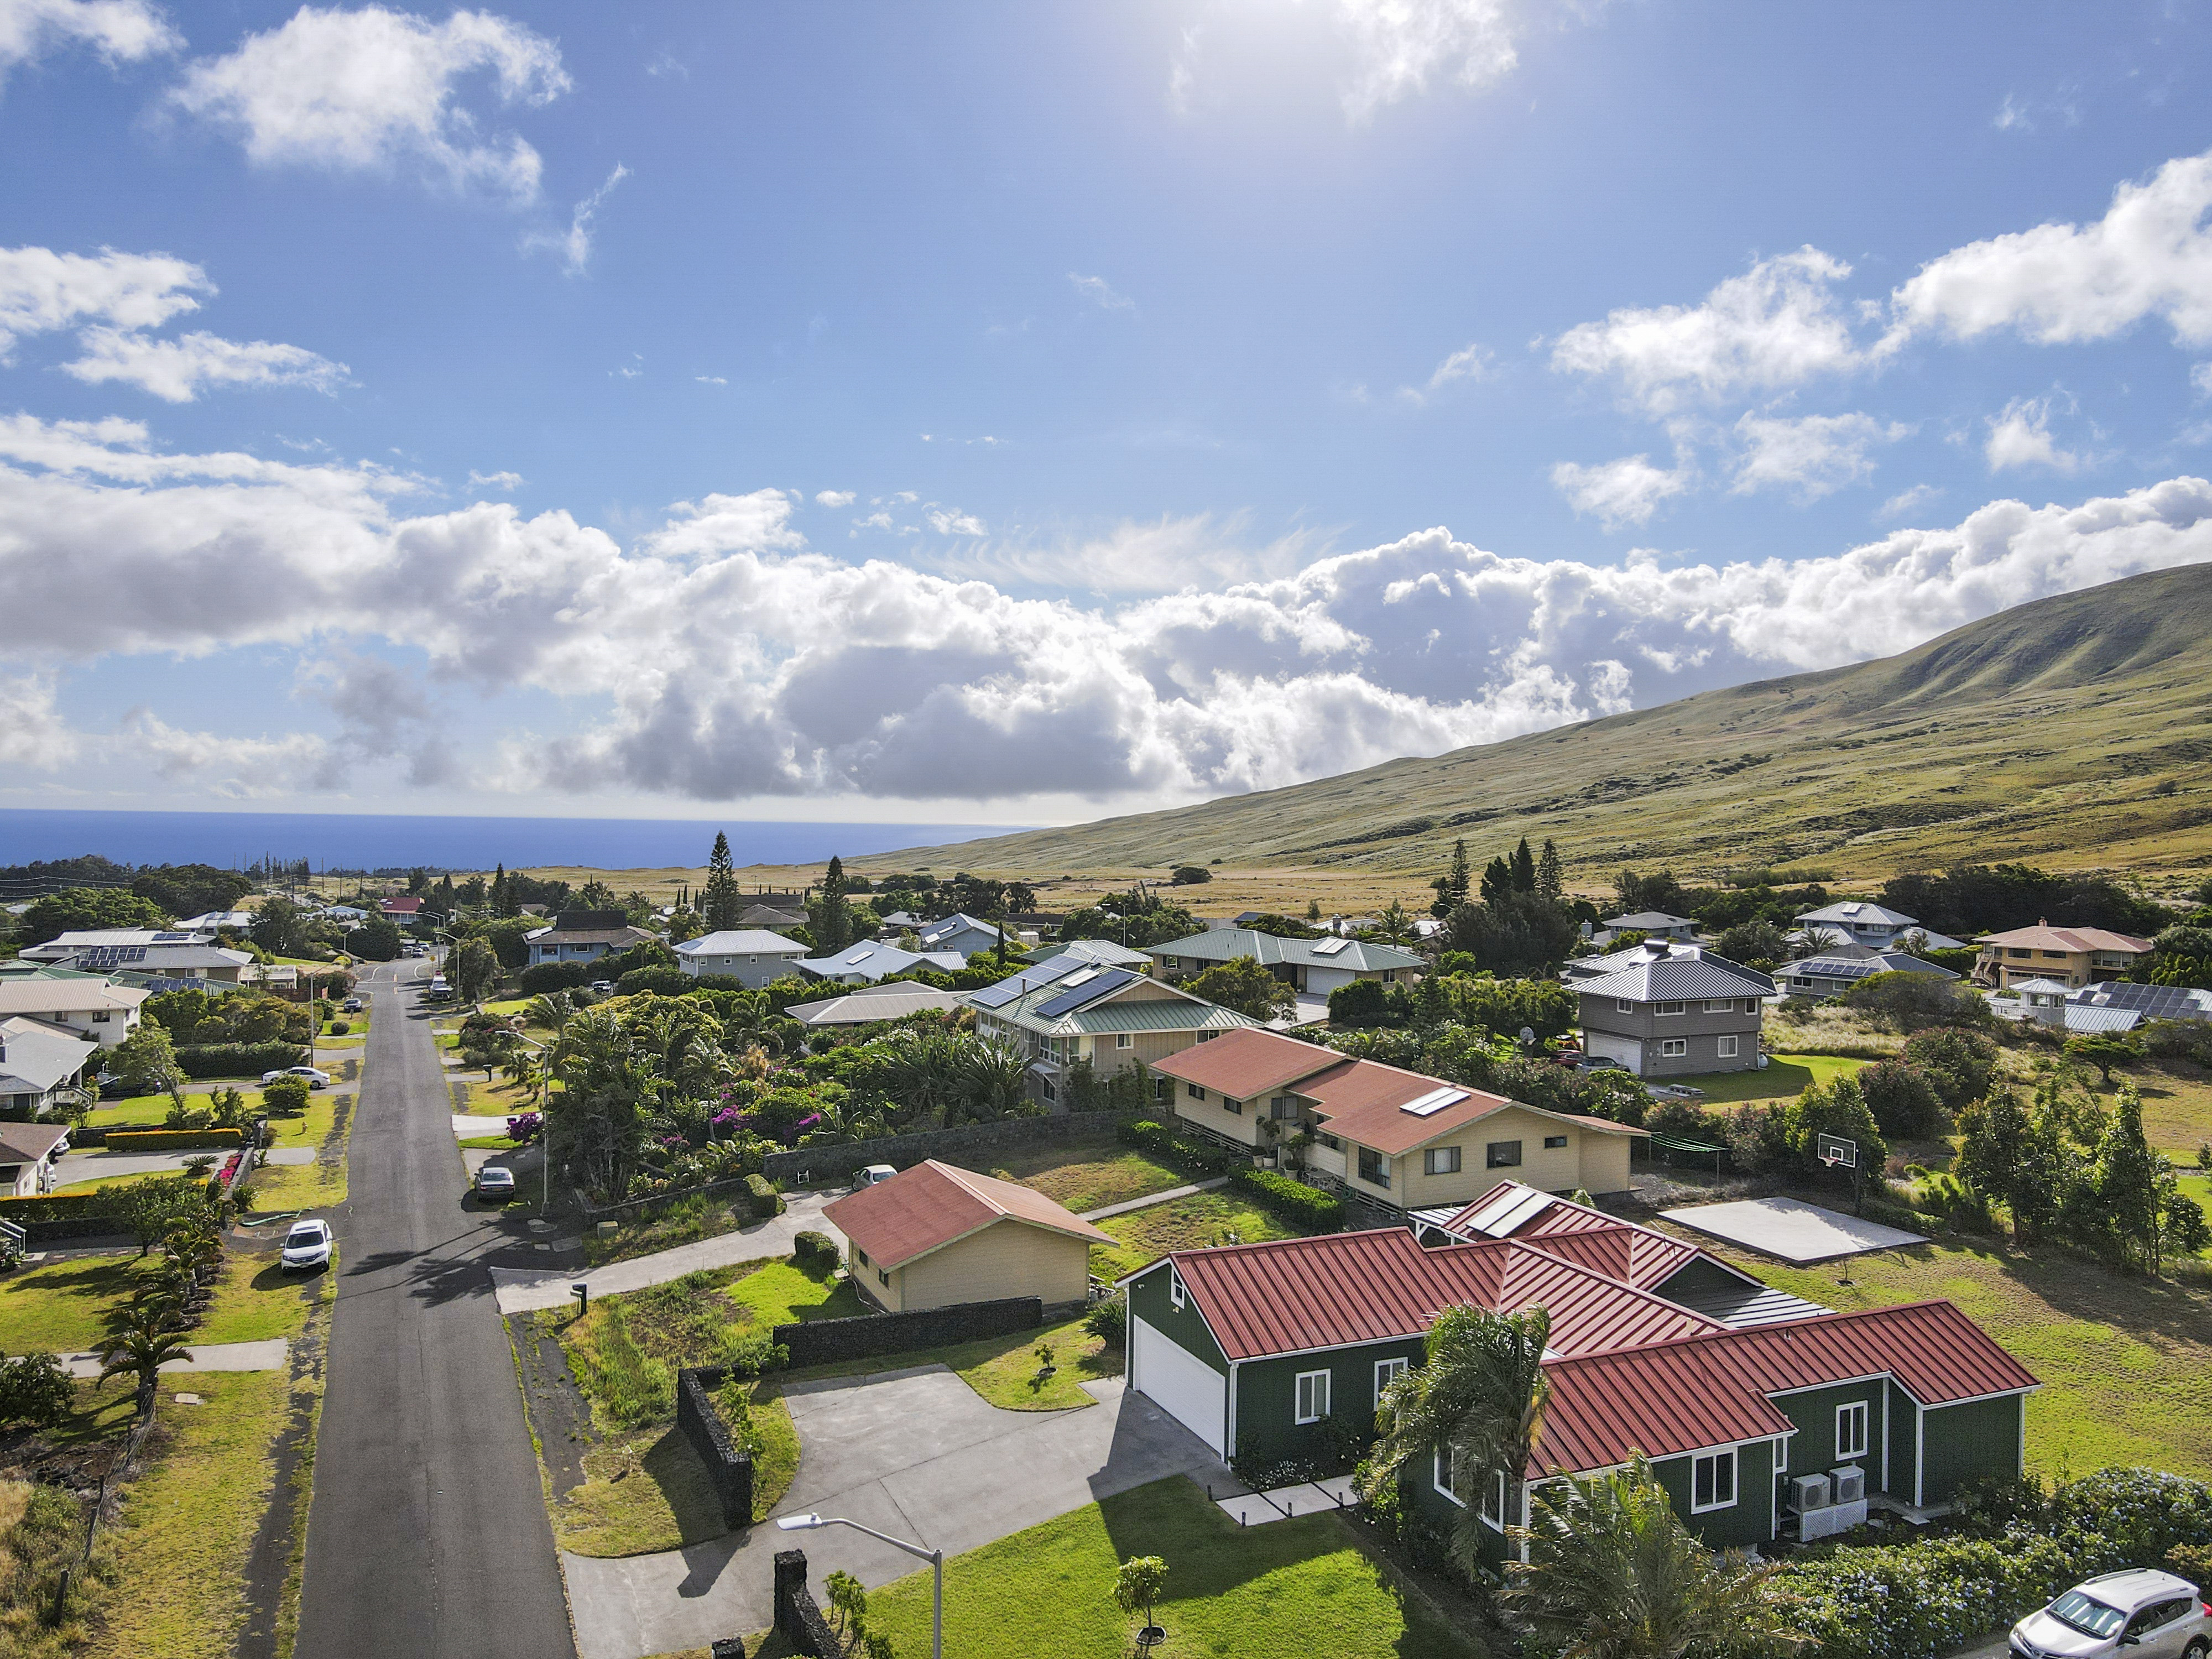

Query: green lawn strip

[864,1474,1480,1659]
[1088,1190,1308,1284]
[195,1251,331,1345]
[1663,1053,1868,1104]
[0,1255,153,1352]
[244,1085,351,1209]
[553,1383,800,1556]
[445,1077,534,1115]
[1684,1231,2212,1479]
[53,1168,195,1196]
[460,1134,523,1151]
[84,1088,267,1131]
[993,1135,1191,1214]
[84,1369,291,1659]
[2132,1058,2212,1158]
[780,1311,1119,1412]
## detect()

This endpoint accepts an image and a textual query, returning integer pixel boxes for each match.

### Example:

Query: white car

[262,1066,332,1088]
[280,1219,333,1272]
[2011,1570,2207,1659]
[855,1164,898,1188]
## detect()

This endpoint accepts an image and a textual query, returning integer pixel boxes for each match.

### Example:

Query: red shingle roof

[1535,1301,2038,1473]
[823,1160,1111,1270]
[1158,1228,1720,1363]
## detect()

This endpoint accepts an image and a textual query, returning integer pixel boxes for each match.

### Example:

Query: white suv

[2012,1570,2208,1659]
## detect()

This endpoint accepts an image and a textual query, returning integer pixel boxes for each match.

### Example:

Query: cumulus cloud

[1878,483,1944,521]
[0,671,74,766]
[4,414,2211,804]
[0,243,207,355]
[926,507,987,537]
[815,489,854,508]
[61,326,347,401]
[1984,396,2080,473]
[1068,272,1133,312]
[0,0,176,83]
[1550,452,1692,529]
[523,162,627,273]
[169,4,570,203]
[938,512,1323,596]
[1730,411,1907,500]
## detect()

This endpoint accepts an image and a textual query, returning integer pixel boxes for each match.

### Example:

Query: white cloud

[1887,149,2212,350]
[926,507,987,537]
[1550,247,1865,415]
[1550,452,1692,529]
[0,0,177,82]
[1877,483,1944,521]
[695,374,726,386]
[852,510,892,531]
[1336,0,1525,120]
[1992,93,2031,133]
[468,468,521,491]
[0,671,74,767]
[523,162,627,273]
[1399,340,1493,404]
[2194,363,2212,400]
[1730,411,1907,500]
[0,243,207,355]
[1068,272,1133,312]
[169,4,570,204]
[1984,396,2080,473]
[6,414,2212,805]
[939,513,1323,596]
[814,490,854,508]
[61,326,347,402]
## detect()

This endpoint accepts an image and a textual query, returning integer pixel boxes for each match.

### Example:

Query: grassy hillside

[875,565,2212,900]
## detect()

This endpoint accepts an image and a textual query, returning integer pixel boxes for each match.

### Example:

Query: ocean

[0,809,1019,874]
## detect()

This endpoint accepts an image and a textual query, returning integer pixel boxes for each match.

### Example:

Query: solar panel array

[2078,980,2212,1020]
[72,946,148,967]
[1034,966,1138,1019]
[1311,937,1350,956]
[968,955,1083,1010]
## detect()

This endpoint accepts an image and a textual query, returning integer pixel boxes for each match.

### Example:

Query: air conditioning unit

[1830,1465,1865,1504]
[1787,1473,1830,1512]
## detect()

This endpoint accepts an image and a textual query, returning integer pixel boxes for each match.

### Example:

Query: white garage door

[1131,1316,1226,1456]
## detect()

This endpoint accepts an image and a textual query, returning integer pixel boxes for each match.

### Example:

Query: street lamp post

[774,1512,941,1659]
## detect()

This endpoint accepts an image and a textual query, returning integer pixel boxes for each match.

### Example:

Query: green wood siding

[1234,1340,1426,1469]
[1920,1395,2023,1508]
[1401,1452,1512,1569]
[1775,1381,1886,1489]
[1650,1440,1776,1549]
[1886,1381,1918,1500]
[1126,1261,1227,1373]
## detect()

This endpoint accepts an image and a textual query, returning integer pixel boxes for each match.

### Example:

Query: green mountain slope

[886,564,2212,887]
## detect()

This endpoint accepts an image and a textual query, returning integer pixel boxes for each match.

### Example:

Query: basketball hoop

[1815,1133,1858,1171]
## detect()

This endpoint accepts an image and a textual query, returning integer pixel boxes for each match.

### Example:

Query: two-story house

[1571,942,1773,1077]
[1149,1026,1642,1207]
[966,957,1256,1105]
[1145,927,1423,998]
[1119,1181,2036,1547]
[1973,921,2156,990]
[0,1015,100,1121]
[1780,948,1958,1000]
[795,941,967,985]
[0,968,147,1046]
[22,929,252,984]
[915,913,1001,960]
[524,910,659,968]
[1795,901,1965,952]
[672,929,810,987]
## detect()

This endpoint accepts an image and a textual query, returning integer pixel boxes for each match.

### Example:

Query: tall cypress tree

[703,832,742,931]
[815,855,852,954]
[489,863,509,918]
[1510,837,1536,894]
[1535,839,1564,904]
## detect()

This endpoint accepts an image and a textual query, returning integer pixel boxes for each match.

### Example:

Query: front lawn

[243,1084,352,1209]
[196,1250,332,1344]
[987,1131,1189,1214]
[553,1379,800,1557]
[1088,1191,1308,1282]
[863,1474,1480,1659]
[0,1255,149,1352]
[1678,1229,2212,1478]
[785,1311,1120,1412]
[1664,1052,1867,1104]
[83,1089,261,1132]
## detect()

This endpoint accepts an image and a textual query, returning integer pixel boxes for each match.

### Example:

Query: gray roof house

[782,981,970,1029]
[1780,948,1959,1000]
[22,927,252,984]
[526,910,658,967]
[0,1016,99,1121]
[1025,938,1154,970]
[1795,902,1965,953]
[795,941,967,985]
[0,971,147,1047]
[1600,910,1700,942]
[967,957,1256,1107]
[1145,928,1423,997]
[0,1119,70,1198]
[673,929,809,988]
[1571,943,1775,1079]
[916,913,1001,959]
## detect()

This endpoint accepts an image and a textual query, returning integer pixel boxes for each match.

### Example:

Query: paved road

[295,958,576,1659]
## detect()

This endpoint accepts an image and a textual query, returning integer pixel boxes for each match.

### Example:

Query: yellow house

[1149,1027,1643,1205]
[1973,922,2155,990]
[823,1160,1113,1314]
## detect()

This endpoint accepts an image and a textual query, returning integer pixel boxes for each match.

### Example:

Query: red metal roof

[1161,1228,1720,1363]
[1535,1301,2039,1473]
[823,1160,1111,1270]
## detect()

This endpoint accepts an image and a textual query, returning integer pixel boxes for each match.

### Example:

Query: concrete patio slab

[1661,1196,1928,1264]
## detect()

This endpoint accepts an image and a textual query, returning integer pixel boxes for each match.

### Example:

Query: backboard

[1815,1132,1858,1170]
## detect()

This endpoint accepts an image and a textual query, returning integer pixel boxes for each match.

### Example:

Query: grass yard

[1088,1190,1308,1283]
[0,1475,109,1657]
[196,1250,331,1345]
[2130,1058,2212,1159]
[0,1255,150,1352]
[864,1474,1480,1659]
[84,1369,293,1659]
[1681,1231,2212,1479]
[244,1083,352,1209]
[552,1380,800,1557]
[1666,1052,1867,1104]
[51,1167,193,1196]
[784,1311,1120,1412]
[1761,1004,1907,1059]
[995,1133,1189,1214]
[82,1088,265,1131]
[581,1191,753,1267]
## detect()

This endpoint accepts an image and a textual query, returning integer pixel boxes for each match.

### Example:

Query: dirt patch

[317,1096,352,1170]
[236,1279,330,1659]
[509,1312,591,1497]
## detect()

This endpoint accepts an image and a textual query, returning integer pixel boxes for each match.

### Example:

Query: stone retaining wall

[774,1295,1042,1367]
[674,1366,754,1531]
[761,1110,1138,1186]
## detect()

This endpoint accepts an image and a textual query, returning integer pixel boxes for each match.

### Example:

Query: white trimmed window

[1432,1449,1466,1506]
[1717,1035,1739,1058]
[1657,1000,1686,1016]
[1703,999,1734,1014]
[1742,999,1760,1014]
[1423,1145,1462,1176]
[1837,1401,1869,1460]
[1615,998,1636,1014]
[1478,1469,1508,1531]
[1294,1369,1331,1424]
[1660,1039,1688,1058]
[1374,1356,1408,1405]
[1116,1033,1133,1049]
[1168,1268,1185,1310]
[1692,1449,1738,1511]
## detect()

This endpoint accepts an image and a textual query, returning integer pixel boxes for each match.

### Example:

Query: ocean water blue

[0,809,1018,873]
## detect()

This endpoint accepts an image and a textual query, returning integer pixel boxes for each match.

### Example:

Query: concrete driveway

[489,1191,848,1316]
[560,1365,1225,1659]
[54,1147,215,1185]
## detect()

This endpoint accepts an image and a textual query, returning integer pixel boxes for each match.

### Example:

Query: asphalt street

[294,957,577,1658]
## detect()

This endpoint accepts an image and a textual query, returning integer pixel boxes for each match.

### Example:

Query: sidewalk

[488,1190,847,1314]
[59,1338,288,1378]
[1080,1175,1230,1222]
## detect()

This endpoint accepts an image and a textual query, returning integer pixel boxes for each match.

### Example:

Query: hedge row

[0,1192,114,1220]
[105,1128,244,1150]
[175,1042,304,1079]
[1229,1166,1345,1230]
[1116,1118,1237,1175]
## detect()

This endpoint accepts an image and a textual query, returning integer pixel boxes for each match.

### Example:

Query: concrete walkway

[1079,1175,1229,1223]
[489,1191,847,1315]
[561,1365,1223,1659]
[54,1147,215,1185]
[59,1337,289,1378]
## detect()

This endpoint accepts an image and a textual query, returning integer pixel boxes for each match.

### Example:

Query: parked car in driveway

[854,1164,898,1188]
[2011,1570,2207,1659]
[263,1065,332,1088]
[281,1219,334,1271]
[341,996,363,1013]
[475,1166,517,1200]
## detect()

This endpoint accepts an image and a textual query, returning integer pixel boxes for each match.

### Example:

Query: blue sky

[6,0,2212,826]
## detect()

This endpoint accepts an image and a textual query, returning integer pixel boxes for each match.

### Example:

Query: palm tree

[527,991,577,1032]
[1363,1303,1551,1574]
[1507,1455,1800,1659]
[97,1302,195,1415]
[953,1037,1033,1124]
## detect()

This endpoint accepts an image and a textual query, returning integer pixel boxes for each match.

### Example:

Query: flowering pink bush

[506,1112,542,1143]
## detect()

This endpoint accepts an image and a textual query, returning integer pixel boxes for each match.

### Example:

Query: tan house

[823,1161,1112,1314]
[1974,922,2155,990]
[967,958,1256,1107]
[1149,1026,1643,1208]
